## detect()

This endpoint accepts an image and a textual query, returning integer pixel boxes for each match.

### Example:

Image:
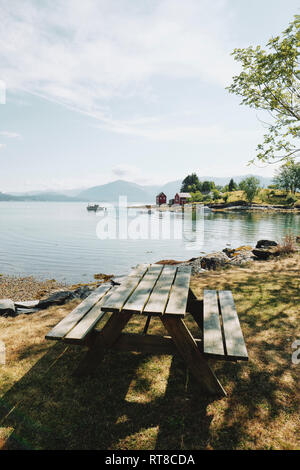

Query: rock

[223,248,235,258]
[180,257,205,274]
[0,299,16,317]
[16,308,40,315]
[37,286,94,309]
[200,252,230,270]
[156,260,184,265]
[229,251,255,266]
[256,240,278,249]
[252,247,278,260]
[94,273,114,281]
[14,300,40,308]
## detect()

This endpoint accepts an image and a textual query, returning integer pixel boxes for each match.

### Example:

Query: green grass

[0,255,299,450]
[209,189,300,206]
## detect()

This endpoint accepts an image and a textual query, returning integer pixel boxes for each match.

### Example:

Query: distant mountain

[0,192,19,201]
[78,180,153,202]
[11,188,87,198]
[1,175,274,203]
[20,192,84,202]
[0,191,85,202]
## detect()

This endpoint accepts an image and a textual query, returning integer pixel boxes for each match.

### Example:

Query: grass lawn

[207,189,300,206]
[0,254,299,450]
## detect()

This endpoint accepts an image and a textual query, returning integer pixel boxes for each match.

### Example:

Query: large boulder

[0,299,16,317]
[201,252,229,270]
[252,247,278,260]
[256,240,278,249]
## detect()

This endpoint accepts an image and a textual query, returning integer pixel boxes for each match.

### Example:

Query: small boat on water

[87,203,101,212]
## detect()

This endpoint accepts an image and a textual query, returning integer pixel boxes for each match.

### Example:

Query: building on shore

[174,192,192,205]
[156,192,167,205]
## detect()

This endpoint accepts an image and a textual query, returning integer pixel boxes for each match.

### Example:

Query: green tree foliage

[181,173,201,192]
[201,181,213,193]
[228,178,238,191]
[273,162,300,193]
[240,177,260,203]
[190,191,203,202]
[227,16,300,164]
[212,189,220,200]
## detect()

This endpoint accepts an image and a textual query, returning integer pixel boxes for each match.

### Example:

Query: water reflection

[0,202,299,282]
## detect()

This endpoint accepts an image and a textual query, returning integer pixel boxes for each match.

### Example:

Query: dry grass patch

[0,255,299,450]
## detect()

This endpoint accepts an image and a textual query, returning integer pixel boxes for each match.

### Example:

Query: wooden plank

[218,291,248,360]
[164,267,191,317]
[161,316,227,396]
[128,264,149,277]
[122,265,164,313]
[143,266,177,315]
[45,284,112,340]
[147,264,164,274]
[203,290,225,357]
[63,286,119,342]
[101,275,144,312]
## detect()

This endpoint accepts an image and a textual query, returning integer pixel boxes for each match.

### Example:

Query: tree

[190,191,203,202]
[212,189,220,200]
[228,178,237,191]
[201,181,213,193]
[181,173,201,192]
[240,177,260,203]
[227,16,300,164]
[273,162,300,193]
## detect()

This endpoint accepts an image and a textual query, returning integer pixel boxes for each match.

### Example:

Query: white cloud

[0,131,21,138]
[0,0,238,137]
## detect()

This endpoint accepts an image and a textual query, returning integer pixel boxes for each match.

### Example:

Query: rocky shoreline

[1,238,299,317]
[134,201,300,213]
[158,238,300,274]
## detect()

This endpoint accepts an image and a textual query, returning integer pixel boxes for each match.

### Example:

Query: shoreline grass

[0,254,299,450]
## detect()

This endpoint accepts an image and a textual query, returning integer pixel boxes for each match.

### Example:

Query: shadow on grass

[0,340,215,450]
[0,265,298,450]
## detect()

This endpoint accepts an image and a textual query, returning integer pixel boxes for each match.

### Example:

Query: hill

[1,175,274,203]
[78,180,153,202]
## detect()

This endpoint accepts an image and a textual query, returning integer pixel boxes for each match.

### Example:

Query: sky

[0,0,299,193]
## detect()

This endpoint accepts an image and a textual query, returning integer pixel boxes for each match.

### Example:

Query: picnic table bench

[45,264,248,397]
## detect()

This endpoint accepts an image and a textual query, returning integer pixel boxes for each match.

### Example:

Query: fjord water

[0,202,299,283]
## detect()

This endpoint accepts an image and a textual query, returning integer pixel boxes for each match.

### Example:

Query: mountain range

[1,175,274,203]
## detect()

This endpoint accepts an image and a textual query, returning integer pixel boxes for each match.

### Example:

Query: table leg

[161,316,227,397]
[74,311,133,376]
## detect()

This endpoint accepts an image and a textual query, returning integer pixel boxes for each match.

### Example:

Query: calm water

[0,202,299,283]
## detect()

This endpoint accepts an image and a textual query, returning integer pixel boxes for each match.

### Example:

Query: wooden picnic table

[46,263,248,397]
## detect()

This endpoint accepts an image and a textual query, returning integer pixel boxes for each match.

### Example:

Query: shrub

[285,194,297,205]
[274,234,297,256]
[241,176,260,203]
[212,189,220,200]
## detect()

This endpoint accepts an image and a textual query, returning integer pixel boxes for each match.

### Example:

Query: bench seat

[45,284,112,343]
[203,290,248,361]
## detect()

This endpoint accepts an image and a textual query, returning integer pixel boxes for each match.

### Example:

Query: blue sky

[0,0,299,192]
